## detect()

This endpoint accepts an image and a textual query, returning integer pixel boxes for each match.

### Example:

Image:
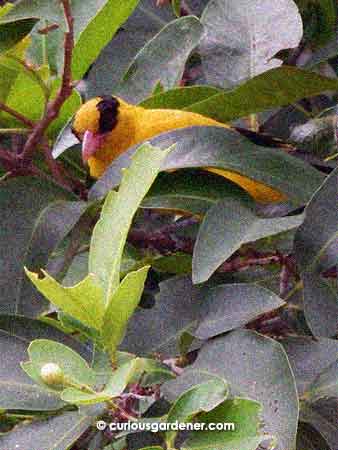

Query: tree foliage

[0,1,337,449]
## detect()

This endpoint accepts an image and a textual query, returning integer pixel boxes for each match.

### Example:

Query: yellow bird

[72,96,286,203]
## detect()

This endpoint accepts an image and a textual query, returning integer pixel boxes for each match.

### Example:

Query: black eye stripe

[97,96,120,134]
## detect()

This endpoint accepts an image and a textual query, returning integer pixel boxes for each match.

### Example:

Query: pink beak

[82,130,105,163]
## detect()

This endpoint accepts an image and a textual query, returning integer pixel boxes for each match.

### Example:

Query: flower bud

[40,363,65,386]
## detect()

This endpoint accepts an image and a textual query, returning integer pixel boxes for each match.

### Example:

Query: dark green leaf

[0,177,81,316]
[194,284,284,339]
[297,422,331,450]
[199,0,302,87]
[193,197,304,283]
[186,67,338,123]
[117,16,204,103]
[183,398,263,450]
[89,127,325,205]
[27,23,63,75]
[122,276,204,357]
[123,277,286,356]
[281,336,338,397]
[0,18,37,55]
[152,253,192,275]
[307,361,338,403]
[295,167,338,337]
[143,170,250,216]
[295,167,338,273]
[304,30,338,68]
[139,86,221,110]
[0,1,65,27]
[168,330,299,450]
[71,0,140,80]
[0,410,94,450]
[300,398,338,450]
[85,0,175,98]
[297,0,337,47]
[166,379,228,448]
[0,315,92,410]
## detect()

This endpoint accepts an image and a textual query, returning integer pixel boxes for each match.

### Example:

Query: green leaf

[0,1,67,28]
[25,270,105,331]
[27,22,63,75]
[282,336,338,397]
[194,284,285,340]
[165,379,228,448]
[199,0,302,87]
[0,410,95,450]
[102,266,149,356]
[186,67,338,123]
[183,398,263,450]
[139,85,221,109]
[297,422,331,450]
[0,0,139,78]
[193,197,304,283]
[61,358,142,405]
[117,16,204,103]
[0,62,19,103]
[121,276,203,356]
[167,330,299,450]
[0,178,79,317]
[85,0,176,99]
[0,11,36,54]
[152,253,192,275]
[304,30,338,68]
[72,0,140,79]
[297,0,337,47]
[22,339,96,390]
[140,358,176,386]
[295,167,338,273]
[0,315,90,411]
[89,127,325,205]
[0,59,45,124]
[89,143,170,305]
[143,170,250,216]
[307,361,338,403]
[295,167,338,337]
[300,398,338,450]
[104,358,144,397]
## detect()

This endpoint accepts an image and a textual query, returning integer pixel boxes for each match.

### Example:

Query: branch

[0,102,35,128]
[19,0,74,163]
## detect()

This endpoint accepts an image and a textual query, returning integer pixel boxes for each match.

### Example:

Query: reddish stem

[19,0,74,163]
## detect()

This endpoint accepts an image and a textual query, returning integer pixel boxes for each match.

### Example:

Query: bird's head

[72,95,120,162]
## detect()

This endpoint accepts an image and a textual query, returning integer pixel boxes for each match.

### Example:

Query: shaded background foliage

[0,0,337,449]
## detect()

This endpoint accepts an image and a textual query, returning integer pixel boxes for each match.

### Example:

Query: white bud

[40,363,65,386]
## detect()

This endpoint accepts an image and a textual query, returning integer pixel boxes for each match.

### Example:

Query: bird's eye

[96,96,120,133]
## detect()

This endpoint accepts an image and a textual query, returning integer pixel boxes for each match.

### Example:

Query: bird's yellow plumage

[72,96,286,203]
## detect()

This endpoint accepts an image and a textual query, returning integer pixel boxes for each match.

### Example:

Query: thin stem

[19,0,74,163]
[0,128,31,134]
[0,102,35,128]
